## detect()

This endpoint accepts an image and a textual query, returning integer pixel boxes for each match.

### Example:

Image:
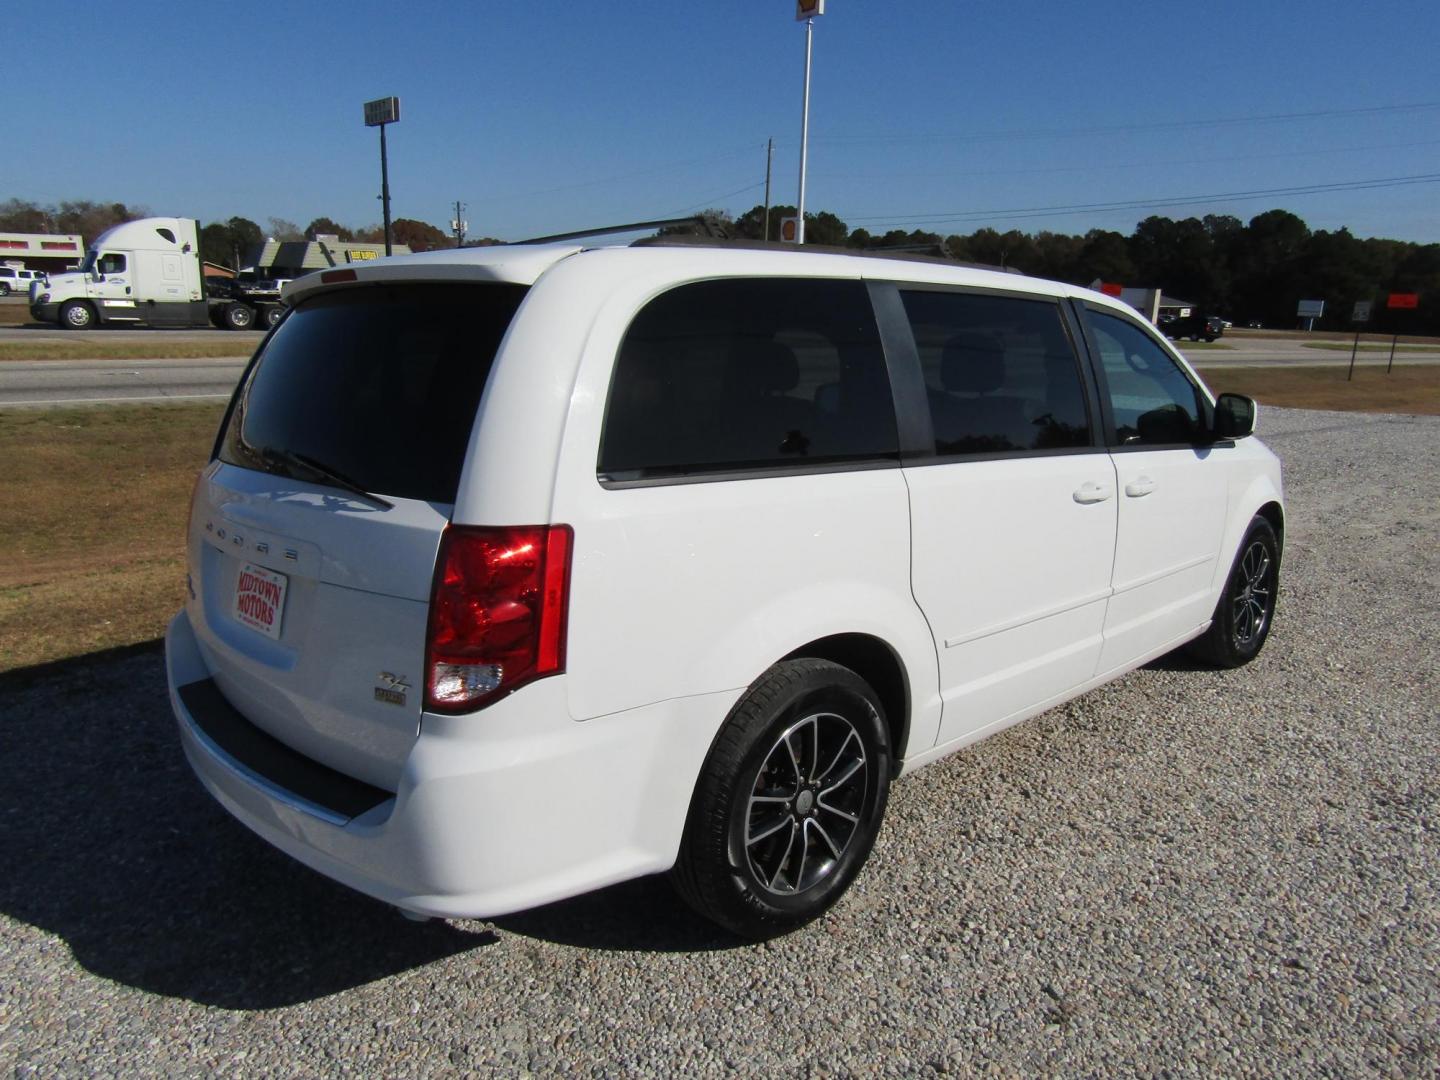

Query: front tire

[1188,516,1279,668]
[60,300,95,329]
[671,659,892,939]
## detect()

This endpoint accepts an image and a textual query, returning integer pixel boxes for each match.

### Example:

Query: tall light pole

[363,96,401,256]
[795,1,824,244]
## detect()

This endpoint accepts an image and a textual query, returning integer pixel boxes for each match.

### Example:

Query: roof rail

[514,214,730,245]
[634,233,1022,274]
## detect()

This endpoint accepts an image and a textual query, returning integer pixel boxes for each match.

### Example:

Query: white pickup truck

[0,265,42,296]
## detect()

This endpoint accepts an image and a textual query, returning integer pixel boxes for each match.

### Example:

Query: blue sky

[5,1,1438,242]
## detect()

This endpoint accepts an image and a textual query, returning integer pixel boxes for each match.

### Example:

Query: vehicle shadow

[0,642,492,1011]
[493,875,744,954]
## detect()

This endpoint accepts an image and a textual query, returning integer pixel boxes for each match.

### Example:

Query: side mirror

[1213,392,1256,440]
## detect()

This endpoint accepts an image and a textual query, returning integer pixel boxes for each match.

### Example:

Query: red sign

[1387,292,1419,310]
[1099,282,1124,298]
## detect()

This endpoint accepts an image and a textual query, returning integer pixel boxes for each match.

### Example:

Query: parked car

[166,237,1284,938]
[0,266,42,296]
[1162,313,1225,342]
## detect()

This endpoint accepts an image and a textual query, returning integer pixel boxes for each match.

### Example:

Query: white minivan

[166,237,1283,937]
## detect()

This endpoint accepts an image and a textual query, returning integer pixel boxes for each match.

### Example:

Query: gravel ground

[2,406,1436,1077]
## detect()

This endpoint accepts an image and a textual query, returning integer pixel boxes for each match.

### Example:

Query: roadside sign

[1296,299,1325,318]
[1387,292,1419,309]
[1099,282,1124,298]
[796,0,825,19]
[779,216,800,243]
[1351,300,1372,323]
[363,96,400,127]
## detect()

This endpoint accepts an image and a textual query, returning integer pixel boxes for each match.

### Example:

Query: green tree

[730,204,847,245]
[391,218,450,252]
[1234,209,1311,326]
[199,223,234,268]
[305,217,355,241]
[1076,229,1136,285]
[963,228,1038,271]
[197,217,262,269]
[0,199,51,232]
[266,217,304,241]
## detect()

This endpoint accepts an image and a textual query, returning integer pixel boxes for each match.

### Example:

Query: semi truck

[29,217,289,331]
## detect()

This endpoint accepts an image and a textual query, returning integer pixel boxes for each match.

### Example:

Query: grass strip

[1299,342,1439,353]
[0,402,225,671]
[1194,364,1440,415]
[0,340,255,362]
[1,370,1435,672]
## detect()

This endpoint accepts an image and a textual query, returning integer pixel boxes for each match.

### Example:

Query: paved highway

[0,327,1435,408]
[0,357,246,407]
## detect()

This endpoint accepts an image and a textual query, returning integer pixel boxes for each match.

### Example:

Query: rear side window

[599,278,898,480]
[219,283,527,503]
[900,290,1092,456]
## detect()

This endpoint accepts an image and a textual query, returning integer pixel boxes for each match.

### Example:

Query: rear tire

[0,282,10,296]
[222,302,254,331]
[262,305,284,329]
[60,300,95,329]
[1187,516,1279,668]
[671,659,892,939]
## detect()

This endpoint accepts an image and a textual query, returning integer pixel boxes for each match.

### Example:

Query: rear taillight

[424,524,573,713]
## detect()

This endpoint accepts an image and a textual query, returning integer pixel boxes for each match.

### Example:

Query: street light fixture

[363,96,401,256]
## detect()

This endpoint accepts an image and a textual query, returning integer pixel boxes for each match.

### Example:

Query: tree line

[4,197,1435,332]
[715,204,1439,333]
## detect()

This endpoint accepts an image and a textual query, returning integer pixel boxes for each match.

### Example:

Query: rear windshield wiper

[257,446,394,510]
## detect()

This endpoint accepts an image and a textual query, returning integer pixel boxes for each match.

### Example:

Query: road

[0,357,245,407]
[0,323,1436,409]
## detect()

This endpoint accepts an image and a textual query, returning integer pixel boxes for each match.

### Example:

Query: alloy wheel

[745,712,868,895]
[1231,539,1273,646]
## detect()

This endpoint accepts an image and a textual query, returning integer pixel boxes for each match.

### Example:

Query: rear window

[599,278,898,481]
[218,283,527,504]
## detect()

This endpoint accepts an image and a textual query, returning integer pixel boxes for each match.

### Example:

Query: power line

[669,180,767,217]
[811,101,1440,146]
[825,139,1440,184]
[844,173,1440,229]
[485,142,767,203]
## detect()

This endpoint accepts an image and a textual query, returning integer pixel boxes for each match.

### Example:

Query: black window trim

[872,280,1105,467]
[594,275,904,488]
[598,456,901,490]
[1077,300,1217,453]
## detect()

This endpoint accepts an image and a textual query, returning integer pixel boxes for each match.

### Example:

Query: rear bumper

[166,608,732,919]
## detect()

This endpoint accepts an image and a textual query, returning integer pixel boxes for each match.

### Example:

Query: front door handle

[1125,476,1156,498]
[1073,481,1113,505]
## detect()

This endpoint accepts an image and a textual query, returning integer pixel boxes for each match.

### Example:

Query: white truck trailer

[29,217,286,330]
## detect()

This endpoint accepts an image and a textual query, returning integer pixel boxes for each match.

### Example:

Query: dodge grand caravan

[166,236,1283,938]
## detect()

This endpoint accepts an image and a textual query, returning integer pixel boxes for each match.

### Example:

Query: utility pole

[763,138,774,241]
[451,201,468,248]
